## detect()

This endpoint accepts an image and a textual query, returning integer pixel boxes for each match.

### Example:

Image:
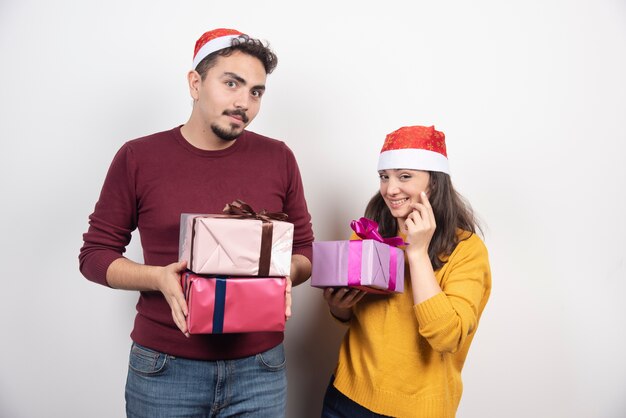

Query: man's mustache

[223,109,249,123]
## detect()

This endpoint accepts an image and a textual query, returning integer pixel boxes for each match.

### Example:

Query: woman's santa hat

[192,28,244,69]
[377,125,450,174]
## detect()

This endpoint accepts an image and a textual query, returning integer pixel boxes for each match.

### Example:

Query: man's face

[193,50,267,141]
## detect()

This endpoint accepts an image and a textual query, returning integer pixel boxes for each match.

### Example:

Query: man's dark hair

[195,34,278,80]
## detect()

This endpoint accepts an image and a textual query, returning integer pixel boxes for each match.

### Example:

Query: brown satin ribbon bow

[223,199,288,222]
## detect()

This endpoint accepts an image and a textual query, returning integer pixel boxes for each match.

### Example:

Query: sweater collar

[172,125,246,158]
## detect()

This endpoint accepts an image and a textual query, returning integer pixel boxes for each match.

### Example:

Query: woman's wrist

[406,245,430,262]
[329,306,351,323]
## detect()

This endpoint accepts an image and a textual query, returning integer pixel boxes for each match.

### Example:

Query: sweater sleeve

[413,234,491,353]
[78,144,138,287]
[281,144,314,263]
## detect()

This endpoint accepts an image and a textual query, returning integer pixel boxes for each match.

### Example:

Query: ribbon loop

[350,217,405,247]
[223,199,288,222]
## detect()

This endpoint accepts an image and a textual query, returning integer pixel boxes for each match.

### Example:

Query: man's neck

[180,119,239,151]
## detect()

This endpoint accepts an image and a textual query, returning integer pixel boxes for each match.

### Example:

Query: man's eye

[251,90,263,98]
[226,81,237,88]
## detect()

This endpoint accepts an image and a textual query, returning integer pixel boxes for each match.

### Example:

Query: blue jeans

[125,342,287,418]
[321,376,391,418]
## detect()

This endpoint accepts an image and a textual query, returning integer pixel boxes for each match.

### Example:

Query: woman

[322,125,492,418]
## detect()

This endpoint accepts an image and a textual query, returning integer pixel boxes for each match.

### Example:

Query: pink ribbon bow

[347,217,404,291]
[350,217,405,247]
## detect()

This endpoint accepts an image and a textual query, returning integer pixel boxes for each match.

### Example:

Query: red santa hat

[192,28,244,69]
[377,125,450,174]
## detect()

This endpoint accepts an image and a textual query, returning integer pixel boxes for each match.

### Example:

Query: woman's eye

[400,175,412,181]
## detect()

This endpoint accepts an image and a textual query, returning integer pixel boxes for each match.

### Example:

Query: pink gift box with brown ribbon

[179,200,294,276]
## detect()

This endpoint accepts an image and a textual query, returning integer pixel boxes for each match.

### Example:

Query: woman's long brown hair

[364,171,480,270]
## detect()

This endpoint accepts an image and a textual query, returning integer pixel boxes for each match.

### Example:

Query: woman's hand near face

[323,287,366,322]
[405,191,436,257]
[404,191,442,304]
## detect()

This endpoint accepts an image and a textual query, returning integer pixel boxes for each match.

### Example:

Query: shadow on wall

[286,287,347,418]
[312,201,367,241]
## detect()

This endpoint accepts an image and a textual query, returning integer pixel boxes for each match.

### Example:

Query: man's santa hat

[192,28,244,69]
[377,125,450,174]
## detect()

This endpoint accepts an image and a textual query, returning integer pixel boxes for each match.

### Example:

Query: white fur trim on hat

[377,149,450,174]
[192,34,241,69]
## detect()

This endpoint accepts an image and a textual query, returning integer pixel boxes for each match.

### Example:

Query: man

[79,28,313,417]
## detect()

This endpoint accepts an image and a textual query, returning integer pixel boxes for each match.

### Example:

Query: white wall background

[1,1,625,417]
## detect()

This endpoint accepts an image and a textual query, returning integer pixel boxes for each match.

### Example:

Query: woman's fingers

[419,191,436,225]
[324,287,364,308]
[408,193,436,230]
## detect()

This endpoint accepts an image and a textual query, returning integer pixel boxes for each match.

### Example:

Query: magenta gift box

[181,272,286,334]
[310,239,405,294]
[179,213,293,276]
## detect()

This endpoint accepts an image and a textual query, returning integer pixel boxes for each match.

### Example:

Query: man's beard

[211,123,241,141]
[211,109,249,141]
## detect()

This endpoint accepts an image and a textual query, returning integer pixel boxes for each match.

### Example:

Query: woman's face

[379,169,430,219]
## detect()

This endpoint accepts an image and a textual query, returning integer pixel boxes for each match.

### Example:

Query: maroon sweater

[79,126,314,360]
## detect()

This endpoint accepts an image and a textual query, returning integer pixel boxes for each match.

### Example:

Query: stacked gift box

[310,217,405,294]
[178,200,293,334]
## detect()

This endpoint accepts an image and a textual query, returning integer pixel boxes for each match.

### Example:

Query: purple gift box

[310,218,405,294]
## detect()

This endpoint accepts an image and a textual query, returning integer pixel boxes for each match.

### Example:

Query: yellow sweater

[333,231,491,417]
